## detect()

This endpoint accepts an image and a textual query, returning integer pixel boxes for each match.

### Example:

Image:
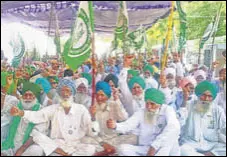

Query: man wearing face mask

[180,81,226,156]
[74,78,91,109]
[9,79,96,156]
[1,82,47,156]
[107,88,180,156]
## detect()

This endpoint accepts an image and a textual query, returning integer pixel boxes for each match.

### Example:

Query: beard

[74,92,88,104]
[133,91,145,101]
[144,110,158,126]
[21,98,38,110]
[196,100,212,113]
[60,96,74,108]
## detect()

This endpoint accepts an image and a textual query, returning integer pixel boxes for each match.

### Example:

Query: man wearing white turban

[194,69,207,84]
[74,78,91,109]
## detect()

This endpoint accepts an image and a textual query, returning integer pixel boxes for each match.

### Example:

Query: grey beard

[144,110,158,126]
[74,93,88,104]
[21,98,38,110]
[196,100,212,113]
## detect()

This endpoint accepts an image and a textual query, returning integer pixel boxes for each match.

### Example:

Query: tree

[146,1,226,45]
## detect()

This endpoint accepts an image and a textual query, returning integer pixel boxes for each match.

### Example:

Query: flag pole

[210,3,222,67]
[89,1,96,121]
[161,1,175,71]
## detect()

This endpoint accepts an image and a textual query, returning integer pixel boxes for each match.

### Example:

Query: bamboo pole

[161,1,175,71]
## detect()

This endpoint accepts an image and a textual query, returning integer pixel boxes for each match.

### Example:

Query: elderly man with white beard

[9,79,96,156]
[107,88,181,156]
[1,82,48,156]
[180,81,226,156]
[81,81,137,156]
[125,76,146,117]
[74,78,91,109]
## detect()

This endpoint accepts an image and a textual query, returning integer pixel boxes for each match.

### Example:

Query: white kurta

[81,100,137,152]
[116,105,181,156]
[213,92,226,115]
[23,103,96,156]
[2,101,48,156]
[181,102,226,156]
[118,68,134,116]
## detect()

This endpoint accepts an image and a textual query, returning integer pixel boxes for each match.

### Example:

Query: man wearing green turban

[107,88,181,156]
[1,82,47,156]
[124,76,146,116]
[143,65,158,89]
[180,81,226,156]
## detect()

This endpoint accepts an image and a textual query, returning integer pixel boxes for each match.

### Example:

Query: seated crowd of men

[1,52,226,156]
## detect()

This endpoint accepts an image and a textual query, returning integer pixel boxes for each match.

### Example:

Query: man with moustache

[74,77,91,109]
[1,82,46,156]
[180,81,226,156]
[107,88,181,156]
[9,79,96,156]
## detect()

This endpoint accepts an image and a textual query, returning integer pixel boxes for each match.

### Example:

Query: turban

[195,81,217,100]
[164,68,176,77]
[22,82,42,99]
[179,76,197,89]
[75,78,89,89]
[81,73,92,85]
[104,74,119,88]
[128,69,139,77]
[35,78,52,94]
[96,81,111,98]
[194,70,206,80]
[185,76,197,87]
[57,79,76,96]
[128,76,146,91]
[143,65,154,75]
[145,88,165,105]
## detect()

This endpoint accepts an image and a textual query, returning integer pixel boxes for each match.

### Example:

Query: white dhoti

[118,140,180,156]
[21,144,44,156]
[81,133,138,152]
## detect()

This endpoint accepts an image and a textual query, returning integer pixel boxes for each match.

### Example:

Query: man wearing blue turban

[86,81,136,155]
[35,78,52,106]
[180,81,226,156]
[9,78,96,156]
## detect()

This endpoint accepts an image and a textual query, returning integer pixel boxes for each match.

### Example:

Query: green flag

[112,1,129,52]
[176,1,187,52]
[63,1,94,71]
[127,25,145,51]
[9,33,25,68]
[199,4,222,49]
